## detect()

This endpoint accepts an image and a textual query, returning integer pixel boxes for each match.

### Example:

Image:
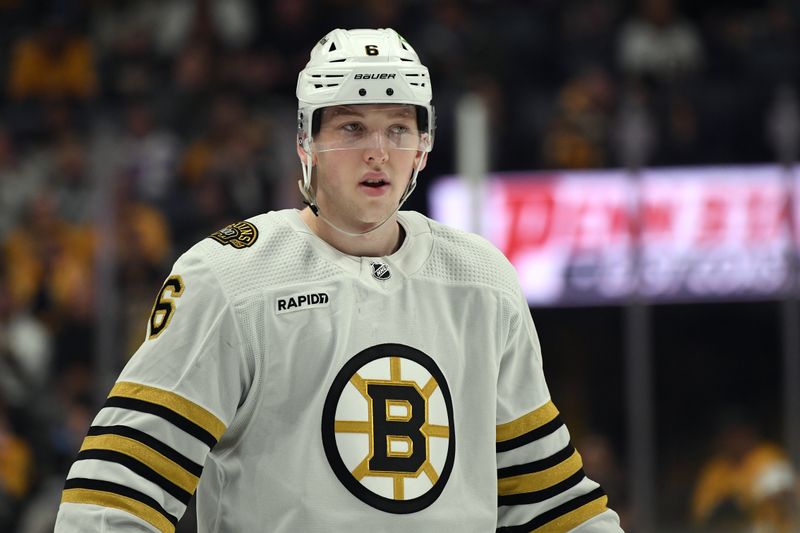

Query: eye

[388,124,410,135]
[341,122,364,133]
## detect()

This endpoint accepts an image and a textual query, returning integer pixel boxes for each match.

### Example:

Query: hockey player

[55,28,624,532]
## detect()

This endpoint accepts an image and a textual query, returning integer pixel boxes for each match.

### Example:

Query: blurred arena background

[0,0,798,531]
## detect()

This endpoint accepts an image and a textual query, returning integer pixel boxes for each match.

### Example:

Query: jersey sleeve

[495,290,623,532]
[55,247,253,533]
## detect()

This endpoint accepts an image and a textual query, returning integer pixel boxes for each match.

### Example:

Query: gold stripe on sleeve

[80,435,199,494]
[498,449,583,496]
[61,488,175,533]
[109,382,226,441]
[496,401,559,443]
[532,494,609,532]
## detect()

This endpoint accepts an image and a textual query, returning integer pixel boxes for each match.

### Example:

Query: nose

[363,131,389,163]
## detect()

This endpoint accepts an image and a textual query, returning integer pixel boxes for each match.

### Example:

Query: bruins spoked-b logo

[210,221,258,249]
[322,344,455,514]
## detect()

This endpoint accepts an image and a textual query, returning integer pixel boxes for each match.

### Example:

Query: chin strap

[297,150,425,238]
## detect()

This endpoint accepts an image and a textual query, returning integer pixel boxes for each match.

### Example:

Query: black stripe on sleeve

[496,415,564,453]
[498,469,586,507]
[75,449,193,505]
[497,486,607,533]
[87,425,204,478]
[63,477,178,526]
[497,442,575,479]
[104,396,217,449]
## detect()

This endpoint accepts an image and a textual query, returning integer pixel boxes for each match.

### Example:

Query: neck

[300,207,405,257]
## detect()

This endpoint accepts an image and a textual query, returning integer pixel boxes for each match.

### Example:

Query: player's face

[306,104,427,233]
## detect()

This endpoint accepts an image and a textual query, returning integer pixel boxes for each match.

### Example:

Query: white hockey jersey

[55,209,623,532]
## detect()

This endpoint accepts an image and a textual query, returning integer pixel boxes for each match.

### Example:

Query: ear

[414,150,428,172]
[296,143,317,166]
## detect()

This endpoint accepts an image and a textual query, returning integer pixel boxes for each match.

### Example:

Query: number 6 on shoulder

[148,275,185,339]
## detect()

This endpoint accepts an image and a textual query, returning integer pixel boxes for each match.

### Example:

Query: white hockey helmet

[296,28,435,212]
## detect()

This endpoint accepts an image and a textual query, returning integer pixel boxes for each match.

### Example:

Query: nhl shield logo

[210,221,259,249]
[370,261,391,281]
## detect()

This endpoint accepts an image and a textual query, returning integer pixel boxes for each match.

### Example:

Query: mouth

[359,172,390,194]
[361,178,388,188]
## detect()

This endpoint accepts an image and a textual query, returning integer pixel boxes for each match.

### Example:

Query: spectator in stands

[3,192,94,315]
[13,392,92,533]
[743,2,799,87]
[412,0,474,88]
[692,412,797,532]
[90,1,164,105]
[179,94,245,186]
[255,0,319,95]
[152,0,257,57]
[114,196,173,357]
[558,0,621,76]
[174,93,276,246]
[0,391,33,531]
[0,128,49,240]
[578,433,630,530]
[7,14,98,102]
[617,0,704,84]
[47,134,94,225]
[541,67,616,169]
[0,261,51,410]
[117,100,181,207]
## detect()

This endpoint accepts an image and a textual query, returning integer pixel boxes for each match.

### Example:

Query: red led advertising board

[429,165,797,305]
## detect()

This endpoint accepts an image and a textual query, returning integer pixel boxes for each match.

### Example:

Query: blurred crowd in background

[0,0,799,531]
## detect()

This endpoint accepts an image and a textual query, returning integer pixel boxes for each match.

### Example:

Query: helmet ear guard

[295,28,435,215]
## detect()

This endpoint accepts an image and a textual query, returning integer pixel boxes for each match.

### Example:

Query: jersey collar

[283,209,433,278]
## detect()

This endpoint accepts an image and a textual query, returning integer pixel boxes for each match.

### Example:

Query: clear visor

[312,105,432,153]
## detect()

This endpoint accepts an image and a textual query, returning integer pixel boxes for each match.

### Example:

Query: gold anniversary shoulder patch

[210,221,258,249]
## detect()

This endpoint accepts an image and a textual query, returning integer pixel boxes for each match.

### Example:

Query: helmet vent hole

[329,42,337,52]
[359,88,367,96]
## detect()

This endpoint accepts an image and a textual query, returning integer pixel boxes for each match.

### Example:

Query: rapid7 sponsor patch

[276,292,330,314]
